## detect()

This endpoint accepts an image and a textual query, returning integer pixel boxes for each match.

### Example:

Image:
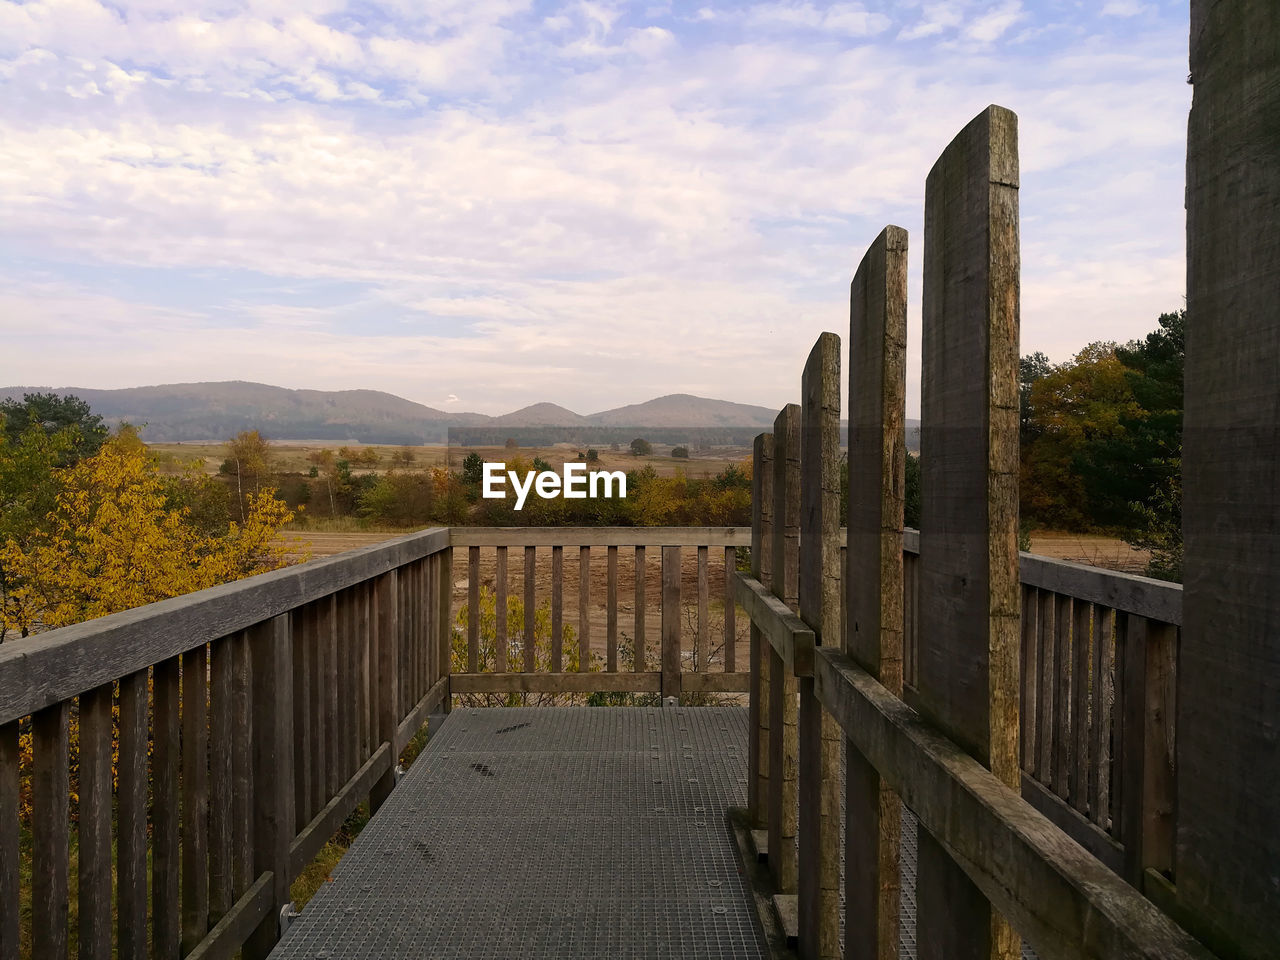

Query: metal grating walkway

[271,706,769,960]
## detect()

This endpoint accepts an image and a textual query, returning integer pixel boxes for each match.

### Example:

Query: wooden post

[662,545,682,700]
[78,683,113,960]
[797,332,842,960]
[209,636,234,925]
[579,545,591,671]
[845,224,908,960]
[607,545,619,671]
[524,545,537,673]
[437,545,453,712]
[1179,7,1280,956]
[768,403,801,894]
[246,614,295,960]
[31,702,69,960]
[371,570,400,812]
[916,104,1021,960]
[181,643,211,954]
[1119,616,1176,886]
[749,432,775,829]
[634,545,647,671]
[468,545,480,674]
[0,722,16,960]
[152,655,181,957]
[496,547,509,674]
[117,669,148,960]
[552,545,564,672]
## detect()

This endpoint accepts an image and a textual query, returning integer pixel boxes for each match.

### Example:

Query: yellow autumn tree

[1,432,295,635]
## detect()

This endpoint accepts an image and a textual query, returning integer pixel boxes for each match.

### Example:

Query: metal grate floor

[271,706,768,960]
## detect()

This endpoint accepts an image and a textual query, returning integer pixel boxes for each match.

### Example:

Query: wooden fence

[736,104,1215,960]
[0,529,455,960]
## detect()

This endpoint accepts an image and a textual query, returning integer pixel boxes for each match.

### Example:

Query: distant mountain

[0,382,921,449]
[491,403,592,427]
[587,393,777,428]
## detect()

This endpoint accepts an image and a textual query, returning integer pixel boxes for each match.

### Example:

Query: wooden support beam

[1178,6,1280,957]
[371,571,399,812]
[768,403,800,893]
[797,332,843,960]
[662,546,682,699]
[917,104,1021,960]
[749,432,775,829]
[845,223,908,960]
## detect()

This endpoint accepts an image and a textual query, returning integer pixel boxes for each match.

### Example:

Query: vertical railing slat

[1071,599,1093,813]
[661,546,682,700]
[468,545,480,674]
[232,630,255,897]
[606,545,618,672]
[1020,585,1038,774]
[496,547,509,674]
[78,683,113,960]
[152,655,181,957]
[524,546,537,673]
[724,545,736,674]
[1054,593,1074,796]
[0,720,17,960]
[31,701,70,960]
[696,544,709,673]
[551,545,564,672]
[1035,589,1055,784]
[117,668,149,960]
[209,635,234,924]
[292,609,311,830]
[634,545,647,671]
[579,545,591,672]
[1090,606,1114,831]
[181,643,211,953]
[371,570,399,812]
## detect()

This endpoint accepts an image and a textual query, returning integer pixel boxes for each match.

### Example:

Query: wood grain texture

[468,545,480,673]
[578,545,591,672]
[182,644,211,953]
[844,224,908,960]
[917,104,1021,960]
[495,547,508,674]
[797,332,842,960]
[634,545,647,672]
[0,722,17,960]
[661,546,682,699]
[245,614,294,960]
[0,527,449,726]
[209,635,234,924]
[749,432,775,829]
[551,545,563,672]
[607,546,618,672]
[117,669,149,960]
[31,702,69,960]
[152,655,181,958]
[1179,5,1280,955]
[371,571,399,813]
[524,546,537,673]
[78,683,113,960]
[815,646,1214,960]
[696,545,709,672]
[724,545,736,673]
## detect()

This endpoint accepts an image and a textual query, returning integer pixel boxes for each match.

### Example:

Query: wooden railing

[0,528,454,960]
[902,531,1182,888]
[736,104,1213,960]
[448,527,751,698]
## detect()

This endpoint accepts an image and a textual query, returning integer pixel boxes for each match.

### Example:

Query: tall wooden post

[768,403,801,894]
[749,432,775,829]
[371,570,400,812]
[845,224,908,960]
[662,546,683,700]
[1178,6,1280,957]
[797,333,842,960]
[916,104,1021,960]
[246,614,295,959]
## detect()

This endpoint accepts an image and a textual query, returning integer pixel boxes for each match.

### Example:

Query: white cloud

[964,1,1025,44]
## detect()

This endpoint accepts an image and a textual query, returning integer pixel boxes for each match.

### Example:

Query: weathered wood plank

[607,546,618,672]
[845,223,908,960]
[1070,600,1092,814]
[1035,589,1055,786]
[749,431,775,829]
[209,635,234,924]
[1020,773,1122,875]
[1179,7,1280,954]
[551,545,564,672]
[681,671,751,694]
[634,545,647,671]
[0,721,17,960]
[524,545,537,673]
[1019,586,1037,774]
[181,643,211,953]
[1017,555,1181,626]
[732,576,814,676]
[152,654,181,957]
[231,631,254,897]
[917,104,1021,960]
[661,545,682,699]
[1120,617,1176,885]
[292,610,312,829]
[797,331,842,960]
[0,527,450,725]
[78,683,113,960]
[245,615,294,960]
[182,873,273,960]
[1053,593,1073,797]
[769,403,800,894]
[371,571,399,813]
[291,744,393,877]
[468,545,480,674]
[117,668,149,960]
[31,702,69,960]
[435,547,453,712]
[696,545,709,672]
[579,545,591,672]
[449,526,750,547]
[724,545,736,674]
[393,676,451,755]
[320,596,339,801]
[495,546,508,674]
[1089,606,1114,831]
[816,645,1213,960]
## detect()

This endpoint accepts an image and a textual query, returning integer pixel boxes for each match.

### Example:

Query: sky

[0,0,1191,417]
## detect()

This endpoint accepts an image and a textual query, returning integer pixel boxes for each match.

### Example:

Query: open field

[150,441,748,480]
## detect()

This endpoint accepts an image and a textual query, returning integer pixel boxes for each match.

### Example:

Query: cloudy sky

[1,0,1189,416]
